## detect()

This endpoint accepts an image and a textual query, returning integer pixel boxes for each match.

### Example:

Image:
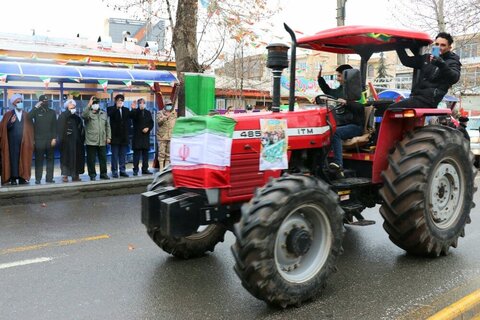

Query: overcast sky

[1,0,400,41]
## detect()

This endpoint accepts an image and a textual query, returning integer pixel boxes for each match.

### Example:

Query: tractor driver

[317,64,365,173]
[389,32,461,109]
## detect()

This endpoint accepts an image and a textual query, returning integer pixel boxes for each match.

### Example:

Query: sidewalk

[0,164,156,206]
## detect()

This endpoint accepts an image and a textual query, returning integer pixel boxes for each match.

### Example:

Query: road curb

[0,177,152,206]
[427,288,480,320]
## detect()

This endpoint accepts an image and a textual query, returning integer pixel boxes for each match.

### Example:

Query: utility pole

[336,0,347,65]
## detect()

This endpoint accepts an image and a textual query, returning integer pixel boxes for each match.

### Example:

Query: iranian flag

[40,76,51,89]
[170,115,237,188]
[98,79,108,92]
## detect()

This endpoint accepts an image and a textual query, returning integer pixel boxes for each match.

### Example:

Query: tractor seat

[342,105,375,150]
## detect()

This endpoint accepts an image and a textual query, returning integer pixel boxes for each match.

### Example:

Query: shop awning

[0,61,177,85]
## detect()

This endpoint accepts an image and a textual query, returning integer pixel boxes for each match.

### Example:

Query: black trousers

[133,149,149,173]
[34,139,54,181]
[389,96,436,109]
[86,145,107,178]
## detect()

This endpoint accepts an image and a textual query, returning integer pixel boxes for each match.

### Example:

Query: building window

[367,65,375,78]
[456,42,479,59]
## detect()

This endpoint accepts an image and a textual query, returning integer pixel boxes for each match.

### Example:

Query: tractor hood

[170,109,333,191]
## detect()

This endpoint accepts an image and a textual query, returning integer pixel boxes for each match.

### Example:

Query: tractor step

[331,177,371,189]
[345,219,376,226]
[340,202,365,212]
[343,210,376,226]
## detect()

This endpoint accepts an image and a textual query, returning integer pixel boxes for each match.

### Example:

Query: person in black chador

[390,32,461,109]
[130,98,153,176]
[57,99,85,182]
[29,94,57,184]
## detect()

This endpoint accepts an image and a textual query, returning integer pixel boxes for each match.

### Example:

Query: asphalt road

[0,188,479,320]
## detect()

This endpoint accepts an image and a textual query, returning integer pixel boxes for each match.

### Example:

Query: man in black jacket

[390,32,461,109]
[107,94,130,178]
[29,95,57,184]
[317,64,365,172]
[130,98,153,176]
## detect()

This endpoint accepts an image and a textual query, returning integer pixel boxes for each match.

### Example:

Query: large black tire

[232,174,344,308]
[379,125,477,257]
[146,170,227,259]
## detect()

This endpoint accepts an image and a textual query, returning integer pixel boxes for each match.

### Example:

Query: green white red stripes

[170,116,236,188]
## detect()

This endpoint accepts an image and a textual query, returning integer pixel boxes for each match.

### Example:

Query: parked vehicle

[466,116,480,166]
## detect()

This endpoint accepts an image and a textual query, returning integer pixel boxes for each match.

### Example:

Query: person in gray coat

[82,96,111,181]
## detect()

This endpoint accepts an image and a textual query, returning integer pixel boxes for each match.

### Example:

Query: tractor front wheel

[146,170,227,259]
[232,174,344,307]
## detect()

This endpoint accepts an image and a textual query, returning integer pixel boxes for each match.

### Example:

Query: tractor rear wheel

[232,174,344,308]
[147,170,227,259]
[379,125,476,256]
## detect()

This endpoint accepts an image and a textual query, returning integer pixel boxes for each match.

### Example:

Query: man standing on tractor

[317,64,365,173]
[390,32,461,109]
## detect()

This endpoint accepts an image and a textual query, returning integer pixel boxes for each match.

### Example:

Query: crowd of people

[0,93,177,185]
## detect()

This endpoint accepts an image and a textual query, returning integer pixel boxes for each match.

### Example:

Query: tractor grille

[226,152,265,197]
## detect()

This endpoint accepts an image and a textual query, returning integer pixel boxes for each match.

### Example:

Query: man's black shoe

[90,176,96,181]
[10,179,17,185]
[133,171,138,176]
[142,170,153,175]
[112,173,119,178]
[35,180,41,185]
[119,172,129,177]
[100,174,110,180]
[18,178,29,185]
[46,180,55,183]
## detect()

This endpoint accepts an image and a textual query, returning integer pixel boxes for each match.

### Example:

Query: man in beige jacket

[156,101,176,171]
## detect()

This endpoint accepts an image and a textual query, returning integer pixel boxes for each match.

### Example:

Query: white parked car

[466,116,480,167]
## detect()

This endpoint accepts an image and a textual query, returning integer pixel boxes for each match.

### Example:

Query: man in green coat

[82,96,111,181]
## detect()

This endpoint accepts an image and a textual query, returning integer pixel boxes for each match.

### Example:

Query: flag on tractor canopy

[170,115,236,188]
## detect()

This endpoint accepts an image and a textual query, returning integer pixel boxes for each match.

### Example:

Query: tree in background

[107,0,279,116]
[375,52,390,80]
[388,0,480,35]
[388,0,480,93]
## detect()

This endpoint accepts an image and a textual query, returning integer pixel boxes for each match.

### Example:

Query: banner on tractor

[259,119,288,171]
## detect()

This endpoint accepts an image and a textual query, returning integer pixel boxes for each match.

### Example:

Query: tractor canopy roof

[297,26,432,55]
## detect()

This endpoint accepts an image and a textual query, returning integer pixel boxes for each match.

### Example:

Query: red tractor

[141,25,476,308]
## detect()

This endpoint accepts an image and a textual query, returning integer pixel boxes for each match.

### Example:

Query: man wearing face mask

[0,93,34,185]
[57,99,85,182]
[156,99,177,172]
[82,96,111,181]
[130,98,153,176]
[29,95,57,184]
[107,94,130,178]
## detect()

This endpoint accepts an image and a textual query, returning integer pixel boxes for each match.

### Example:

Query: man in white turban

[0,93,34,185]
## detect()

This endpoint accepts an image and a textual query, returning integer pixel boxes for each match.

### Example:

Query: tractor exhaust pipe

[284,23,297,112]
[266,41,289,113]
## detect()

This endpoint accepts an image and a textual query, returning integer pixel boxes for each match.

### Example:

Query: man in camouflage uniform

[156,100,176,171]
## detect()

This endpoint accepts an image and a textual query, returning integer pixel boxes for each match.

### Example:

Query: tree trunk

[172,0,202,117]
[436,0,446,32]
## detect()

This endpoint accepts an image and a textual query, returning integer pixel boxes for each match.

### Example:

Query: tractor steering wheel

[314,94,343,112]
